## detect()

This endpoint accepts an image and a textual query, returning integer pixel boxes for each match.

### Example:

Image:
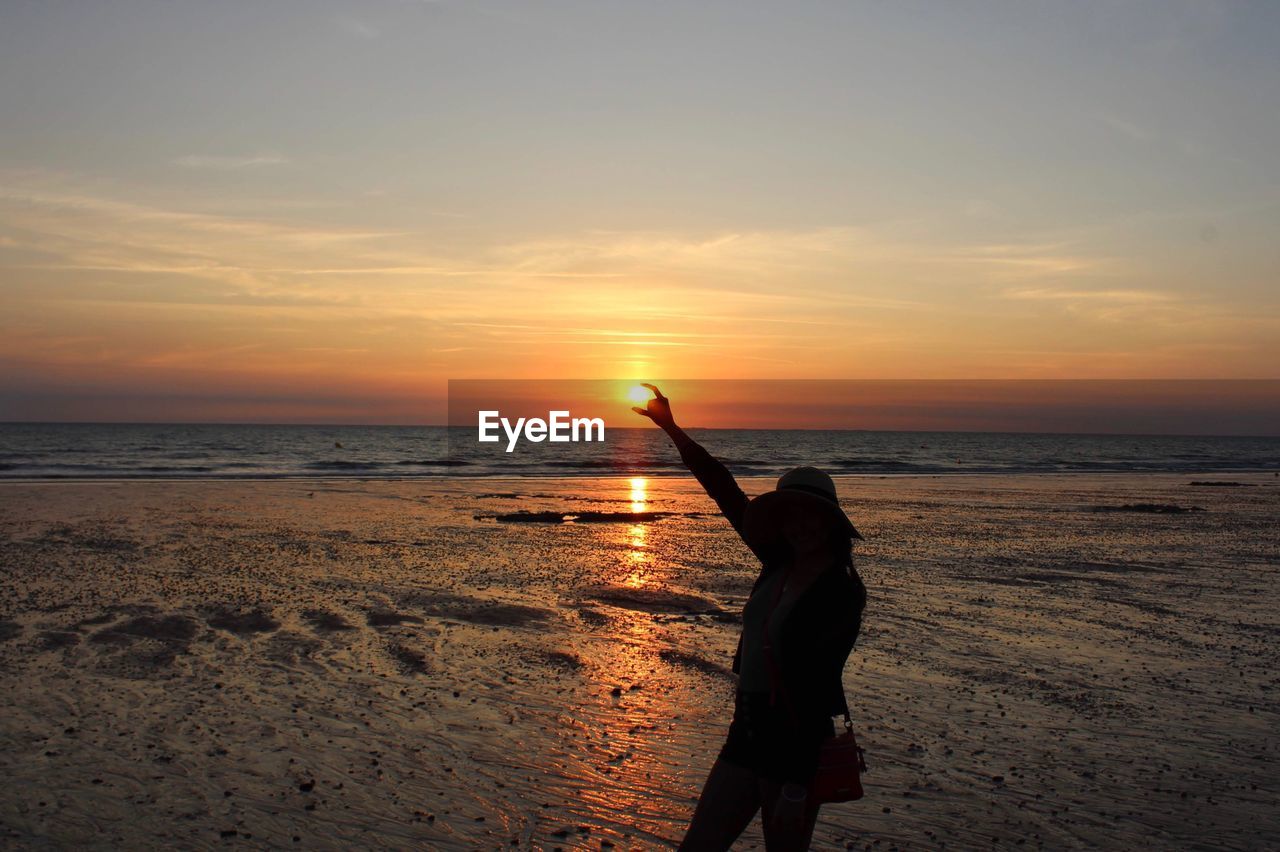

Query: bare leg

[758,779,822,852]
[677,756,762,852]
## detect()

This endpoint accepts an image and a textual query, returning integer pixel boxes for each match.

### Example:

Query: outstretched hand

[631,383,676,430]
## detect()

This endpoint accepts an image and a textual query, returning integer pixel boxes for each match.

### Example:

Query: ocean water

[1,423,1278,480]
[0,422,1274,481]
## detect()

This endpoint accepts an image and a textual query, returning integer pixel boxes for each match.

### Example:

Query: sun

[627,385,651,404]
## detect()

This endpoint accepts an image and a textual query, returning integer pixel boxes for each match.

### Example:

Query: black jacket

[678,436,866,784]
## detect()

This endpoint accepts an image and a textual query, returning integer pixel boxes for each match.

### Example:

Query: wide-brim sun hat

[742,465,863,550]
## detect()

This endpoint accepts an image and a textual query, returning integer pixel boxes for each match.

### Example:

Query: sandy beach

[1,473,1277,850]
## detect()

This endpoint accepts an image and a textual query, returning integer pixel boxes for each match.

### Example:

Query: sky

[1,0,1278,427]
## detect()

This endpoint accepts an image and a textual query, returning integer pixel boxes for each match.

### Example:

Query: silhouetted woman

[633,384,866,852]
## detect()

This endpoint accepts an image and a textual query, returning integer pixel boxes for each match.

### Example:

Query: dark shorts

[717,690,834,784]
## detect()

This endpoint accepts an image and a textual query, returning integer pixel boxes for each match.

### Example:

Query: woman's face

[778,503,835,556]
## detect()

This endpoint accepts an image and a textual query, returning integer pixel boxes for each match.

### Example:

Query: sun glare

[627,385,651,404]
[629,476,647,512]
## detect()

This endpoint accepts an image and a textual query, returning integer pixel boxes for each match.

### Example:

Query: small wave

[831,458,924,469]
[0,462,106,472]
[303,460,385,471]
[393,459,473,467]
[540,459,685,469]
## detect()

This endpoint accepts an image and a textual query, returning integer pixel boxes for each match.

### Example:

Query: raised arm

[632,384,752,542]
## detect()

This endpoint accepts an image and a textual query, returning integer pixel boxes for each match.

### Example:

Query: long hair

[834,531,868,625]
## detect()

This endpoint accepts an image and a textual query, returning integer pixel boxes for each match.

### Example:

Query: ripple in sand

[0,620,20,642]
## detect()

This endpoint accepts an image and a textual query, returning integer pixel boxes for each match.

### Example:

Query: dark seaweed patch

[387,642,430,675]
[91,615,200,644]
[480,510,701,524]
[367,610,424,628]
[584,585,720,614]
[1090,504,1204,514]
[204,608,280,634]
[397,591,553,628]
[302,609,354,632]
[37,630,82,650]
[658,649,734,682]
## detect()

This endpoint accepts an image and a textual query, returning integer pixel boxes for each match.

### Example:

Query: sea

[1,423,1277,479]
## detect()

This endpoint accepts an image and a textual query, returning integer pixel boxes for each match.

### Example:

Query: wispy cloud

[1095,113,1152,143]
[1002,287,1173,303]
[334,18,380,39]
[934,242,1109,277]
[173,154,289,169]
[2,170,1276,388]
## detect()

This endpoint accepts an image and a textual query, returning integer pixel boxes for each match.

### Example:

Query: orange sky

[444,380,1280,435]
[2,3,1278,427]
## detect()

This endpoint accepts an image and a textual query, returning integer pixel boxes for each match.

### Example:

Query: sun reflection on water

[629,476,647,513]
[623,523,650,587]
[622,477,653,586]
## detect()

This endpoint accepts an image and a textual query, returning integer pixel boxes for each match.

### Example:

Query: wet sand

[0,473,1277,849]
